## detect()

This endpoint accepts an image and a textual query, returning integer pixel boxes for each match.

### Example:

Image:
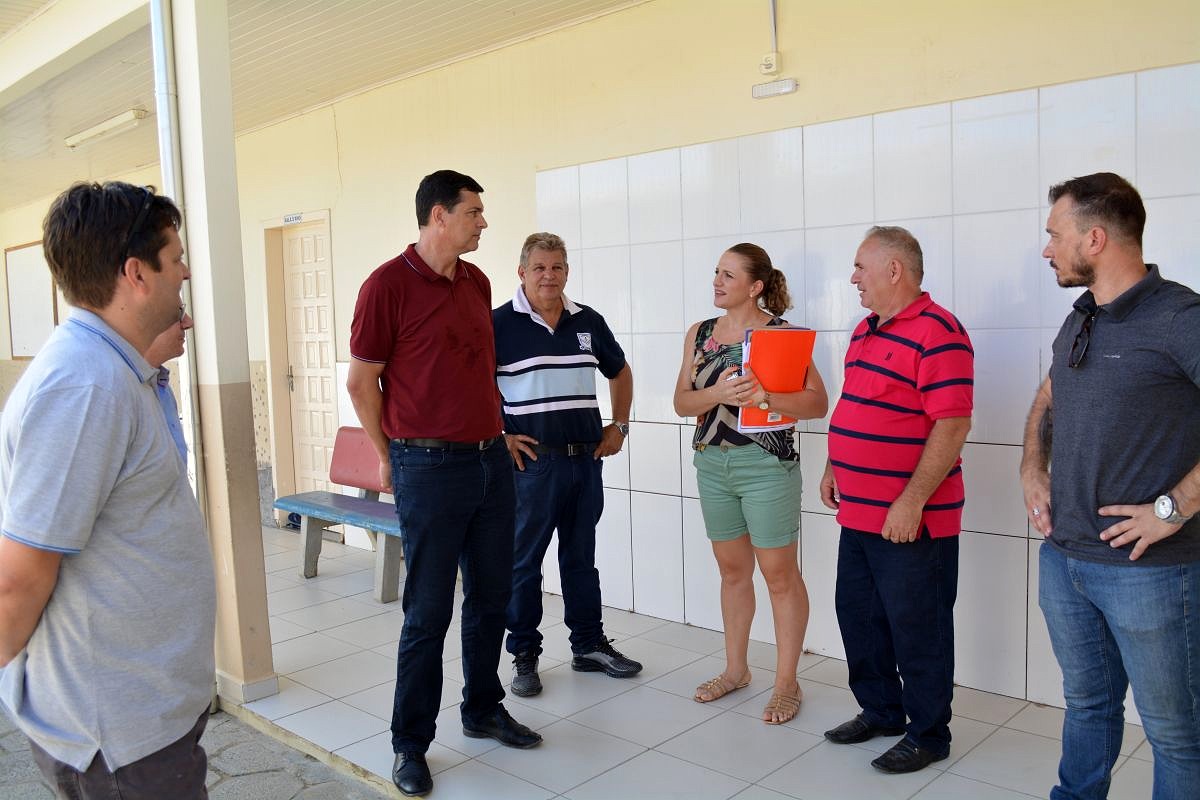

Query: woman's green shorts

[693,443,802,549]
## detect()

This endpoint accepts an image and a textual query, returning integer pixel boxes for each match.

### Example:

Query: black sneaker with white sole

[511,651,542,697]
[571,638,643,678]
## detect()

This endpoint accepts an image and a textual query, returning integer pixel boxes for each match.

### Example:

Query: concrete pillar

[169,0,276,704]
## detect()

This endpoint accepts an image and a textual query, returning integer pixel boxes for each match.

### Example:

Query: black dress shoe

[462,705,543,749]
[392,751,432,796]
[871,739,948,774]
[823,714,906,744]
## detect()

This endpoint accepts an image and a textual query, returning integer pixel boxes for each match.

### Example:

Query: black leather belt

[530,442,598,456]
[394,436,501,451]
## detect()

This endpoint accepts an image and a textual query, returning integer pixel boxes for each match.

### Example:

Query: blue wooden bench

[273,426,403,603]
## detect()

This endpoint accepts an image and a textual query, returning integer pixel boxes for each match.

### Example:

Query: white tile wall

[799,512,843,659]
[803,116,874,228]
[681,139,741,239]
[679,426,699,499]
[749,229,806,326]
[1038,253,1084,330]
[803,224,866,332]
[1144,195,1200,291]
[627,421,683,497]
[952,90,1039,214]
[1039,74,1136,191]
[628,149,683,244]
[885,215,954,312]
[968,329,1043,446]
[535,63,1200,706]
[956,532,1027,698]
[597,489,634,611]
[564,248,582,299]
[601,442,630,490]
[953,209,1042,330]
[1035,329,1057,424]
[806,330,850,435]
[579,158,629,248]
[630,241,684,334]
[797,432,829,515]
[1025,539,1063,707]
[681,235,741,326]
[576,246,631,333]
[535,165,581,247]
[630,334,684,423]
[960,443,1026,537]
[874,103,953,221]
[681,498,722,631]
[1137,63,1200,199]
[738,128,805,233]
[631,492,683,620]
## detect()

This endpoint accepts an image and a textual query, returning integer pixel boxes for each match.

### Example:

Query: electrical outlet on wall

[759,51,779,75]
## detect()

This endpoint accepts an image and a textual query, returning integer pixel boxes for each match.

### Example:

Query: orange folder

[738,327,817,433]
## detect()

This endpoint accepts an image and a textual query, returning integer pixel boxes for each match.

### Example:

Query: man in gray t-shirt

[1019,173,1200,800]
[0,182,215,799]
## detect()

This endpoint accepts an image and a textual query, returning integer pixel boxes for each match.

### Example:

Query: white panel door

[283,220,338,493]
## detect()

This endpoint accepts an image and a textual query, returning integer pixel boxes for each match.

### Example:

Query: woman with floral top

[672,242,828,725]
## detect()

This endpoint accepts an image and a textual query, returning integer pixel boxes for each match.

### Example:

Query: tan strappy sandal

[694,671,751,703]
[761,687,802,724]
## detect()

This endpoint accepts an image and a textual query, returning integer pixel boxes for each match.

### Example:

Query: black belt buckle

[528,442,593,456]
[397,436,498,451]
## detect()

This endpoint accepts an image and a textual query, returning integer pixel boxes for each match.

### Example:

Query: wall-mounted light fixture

[751,78,798,99]
[64,109,149,150]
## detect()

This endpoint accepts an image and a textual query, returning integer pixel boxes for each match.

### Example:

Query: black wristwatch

[1154,493,1192,525]
[613,421,630,437]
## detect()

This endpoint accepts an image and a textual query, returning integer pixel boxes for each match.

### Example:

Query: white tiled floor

[246,527,1154,800]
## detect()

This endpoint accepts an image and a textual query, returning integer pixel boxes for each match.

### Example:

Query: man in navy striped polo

[819,226,974,774]
[494,232,641,697]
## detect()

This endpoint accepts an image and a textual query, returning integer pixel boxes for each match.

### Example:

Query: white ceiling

[0,0,644,211]
[0,0,50,40]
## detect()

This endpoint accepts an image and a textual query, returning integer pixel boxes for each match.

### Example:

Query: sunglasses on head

[121,186,154,265]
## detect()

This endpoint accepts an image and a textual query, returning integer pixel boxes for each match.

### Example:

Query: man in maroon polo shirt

[818,225,973,775]
[348,170,541,798]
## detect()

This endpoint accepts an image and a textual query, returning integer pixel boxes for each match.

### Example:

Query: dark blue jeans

[388,438,515,754]
[506,452,605,656]
[834,527,958,755]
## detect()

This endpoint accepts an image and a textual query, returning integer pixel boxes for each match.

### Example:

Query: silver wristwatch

[1153,493,1192,525]
[613,421,630,437]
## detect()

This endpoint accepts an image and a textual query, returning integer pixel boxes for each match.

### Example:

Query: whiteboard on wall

[4,242,59,359]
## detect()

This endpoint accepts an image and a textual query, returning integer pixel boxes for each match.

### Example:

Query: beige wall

[0,0,1197,363]
[0,164,161,363]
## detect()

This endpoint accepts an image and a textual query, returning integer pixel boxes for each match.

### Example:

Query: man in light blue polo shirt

[0,182,215,800]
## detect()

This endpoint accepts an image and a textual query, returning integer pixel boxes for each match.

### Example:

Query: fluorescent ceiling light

[64,109,149,150]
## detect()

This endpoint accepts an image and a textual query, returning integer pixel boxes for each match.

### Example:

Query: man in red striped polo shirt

[819,226,974,775]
